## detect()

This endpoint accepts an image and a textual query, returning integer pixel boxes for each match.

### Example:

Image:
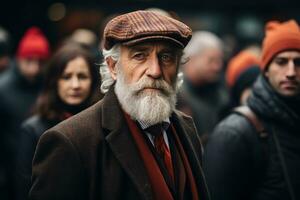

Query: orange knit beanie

[226,50,260,88]
[261,20,300,70]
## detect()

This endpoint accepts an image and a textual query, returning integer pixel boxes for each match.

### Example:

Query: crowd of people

[0,8,299,200]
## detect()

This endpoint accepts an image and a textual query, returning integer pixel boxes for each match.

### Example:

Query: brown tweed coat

[29,88,210,200]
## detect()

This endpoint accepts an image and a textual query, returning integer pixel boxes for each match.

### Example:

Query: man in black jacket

[204,19,300,200]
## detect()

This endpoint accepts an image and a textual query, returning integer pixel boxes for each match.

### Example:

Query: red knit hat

[226,50,260,88]
[16,26,50,60]
[261,20,300,70]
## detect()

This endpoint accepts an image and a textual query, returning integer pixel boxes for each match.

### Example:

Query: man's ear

[264,71,269,78]
[264,66,269,78]
[106,57,117,80]
[262,64,270,78]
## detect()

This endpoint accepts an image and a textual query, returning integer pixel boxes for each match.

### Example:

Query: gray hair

[184,31,223,57]
[100,45,120,93]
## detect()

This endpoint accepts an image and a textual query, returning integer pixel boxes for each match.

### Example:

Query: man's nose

[146,55,162,79]
[286,60,296,78]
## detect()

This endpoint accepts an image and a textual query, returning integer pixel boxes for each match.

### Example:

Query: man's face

[185,48,223,85]
[265,50,300,97]
[17,57,44,82]
[109,41,181,124]
[117,41,180,88]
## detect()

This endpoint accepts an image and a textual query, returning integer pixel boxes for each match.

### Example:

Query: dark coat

[203,75,300,200]
[15,115,57,200]
[0,62,41,136]
[29,88,210,200]
[177,79,229,142]
[0,62,41,200]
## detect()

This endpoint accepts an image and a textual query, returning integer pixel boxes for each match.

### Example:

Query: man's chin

[278,88,300,97]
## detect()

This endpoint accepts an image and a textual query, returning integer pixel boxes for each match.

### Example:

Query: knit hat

[16,26,50,60]
[103,10,192,50]
[226,50,260,88]
[261,20,300,70]
[230,65,260,107]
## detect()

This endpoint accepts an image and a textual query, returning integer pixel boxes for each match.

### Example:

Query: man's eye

[275,58,288,66]
[133,53,146,60]
[293,58,300,67]
[160,53,174,63]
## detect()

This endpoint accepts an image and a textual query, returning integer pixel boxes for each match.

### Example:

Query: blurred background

[1,0,300,56]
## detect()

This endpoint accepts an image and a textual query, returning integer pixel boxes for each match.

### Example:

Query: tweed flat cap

[103,10,192,50]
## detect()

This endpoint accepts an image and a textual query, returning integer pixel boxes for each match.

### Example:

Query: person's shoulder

[174,109,193,120]
[211,112,256,140]
[217,112,252,129]
[173,109,203,154]
[22,115,43,127]
[0,68,13,91]
[47,100,104,139]
[38,100,106,155]
[173,109,196,129]
[21,115,54,138]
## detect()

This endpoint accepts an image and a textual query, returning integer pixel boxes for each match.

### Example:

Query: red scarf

[124,113,199,200]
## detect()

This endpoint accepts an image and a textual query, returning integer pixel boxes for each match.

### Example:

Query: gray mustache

[131,78,174,95]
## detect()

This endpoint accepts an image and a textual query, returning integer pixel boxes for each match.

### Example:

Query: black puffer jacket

[203,75,300,200]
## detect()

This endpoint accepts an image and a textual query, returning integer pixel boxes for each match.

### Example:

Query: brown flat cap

[103,10,192,50]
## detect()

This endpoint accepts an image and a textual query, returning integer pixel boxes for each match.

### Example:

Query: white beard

[114,66,177,126]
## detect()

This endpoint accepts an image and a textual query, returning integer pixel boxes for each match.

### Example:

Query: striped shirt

[137,119,170,149]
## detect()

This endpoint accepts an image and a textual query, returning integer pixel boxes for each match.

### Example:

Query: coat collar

[171,111,210,200]
[101,88,153,200]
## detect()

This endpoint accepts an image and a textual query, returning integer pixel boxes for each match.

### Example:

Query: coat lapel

[101,89,153,200]
[171,111,210,200]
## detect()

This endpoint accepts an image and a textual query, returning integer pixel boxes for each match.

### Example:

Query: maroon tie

[146,124,174,184]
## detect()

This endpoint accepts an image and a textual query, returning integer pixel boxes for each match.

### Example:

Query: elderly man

[29,10,209,200]
[204,20,300,200]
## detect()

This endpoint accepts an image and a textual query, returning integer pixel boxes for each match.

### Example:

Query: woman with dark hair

[15,43,102,200]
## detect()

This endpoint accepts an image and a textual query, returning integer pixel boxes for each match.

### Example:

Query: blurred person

[15,43,101,200]
[0,26,50,136]
[0,26,12,73]
[0,26,13,200]
[29,10,209,200]
[0,26,50,200]
[65,28,104,99]
[225,47,261,108]
[177,31,229,144]
[69,28,98,47]
[204,19,300,200]
[67,28,102,62]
